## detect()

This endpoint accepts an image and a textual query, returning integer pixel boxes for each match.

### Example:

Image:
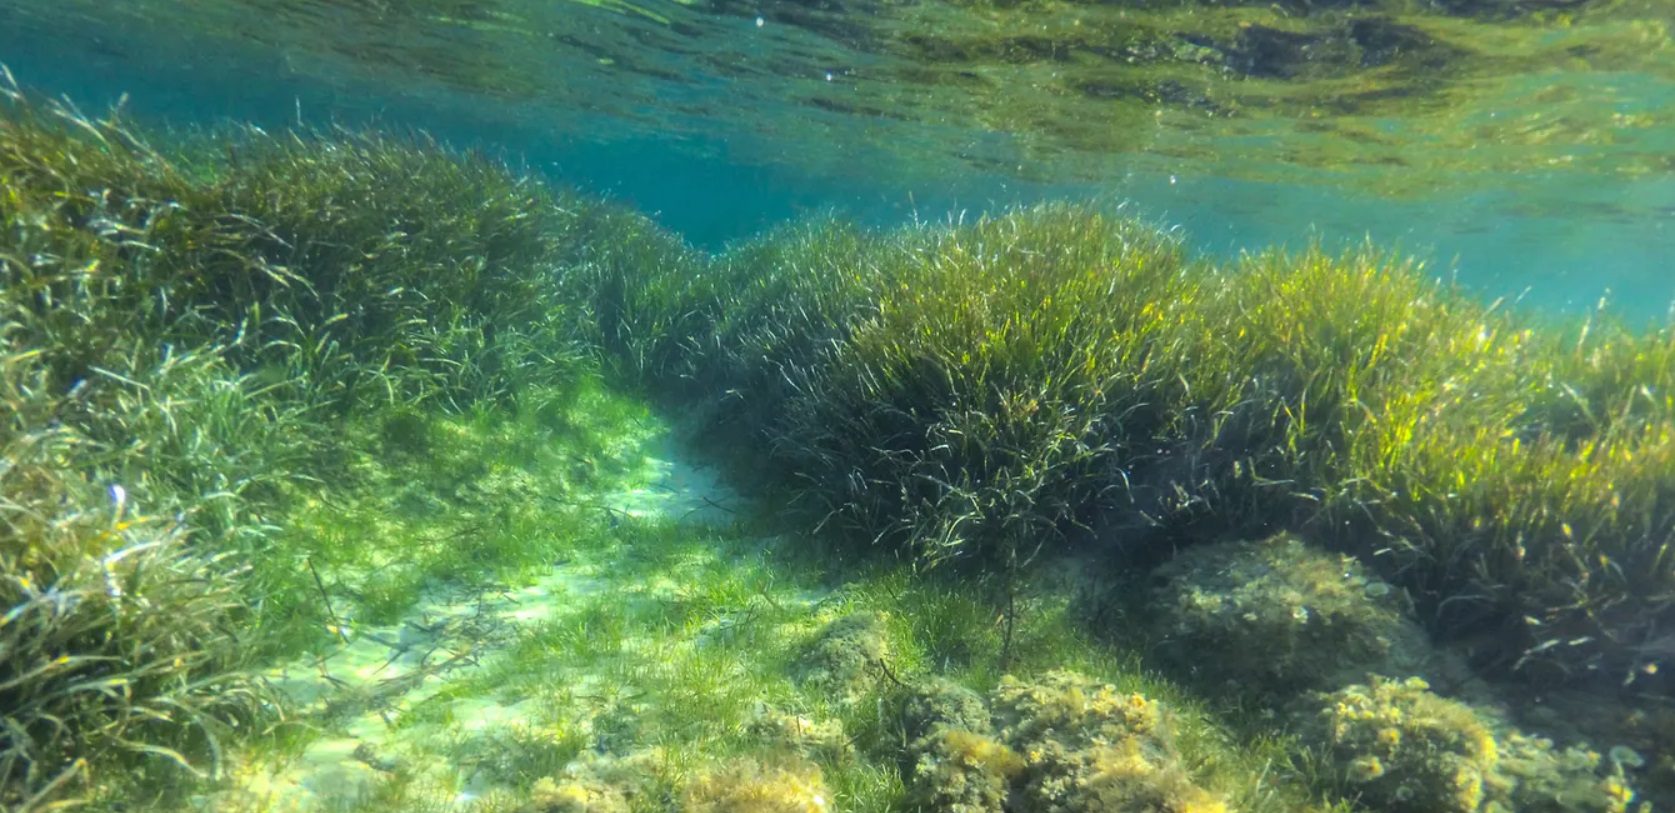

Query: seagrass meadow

[3,75,1674,813]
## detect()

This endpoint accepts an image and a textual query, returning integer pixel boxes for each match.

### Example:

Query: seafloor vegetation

[2,73,1672,813]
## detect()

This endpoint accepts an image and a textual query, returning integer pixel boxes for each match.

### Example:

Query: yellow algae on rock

[1076,738,1230,813]
[901,679,1018,813]
[992,671,1162,750]
[745,705,852,762]
[940,728,1027,777]
[1310,676,1640,813]
[526,775,631,813]
[684,759,830,813]
[795,611,891,703]
[990,671,1228,813]
[522,751,655,813]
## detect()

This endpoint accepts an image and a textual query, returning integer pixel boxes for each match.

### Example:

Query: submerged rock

[900,670,1226,813]
[904,679,995,742]
[745,704,852,763]
[1148,534,1432,699]
[522,751,655,813]
[795,611,891,702]
[1307,676,1639,813]
[684,758,830,813]
[993,671,1225,813]
[903,680,1022,813]
[527,775,632,813]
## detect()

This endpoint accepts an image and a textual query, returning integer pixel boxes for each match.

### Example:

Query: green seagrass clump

[1,72,641,808]
[582,197,1675,699]
[772,206,1198,571]
[0,343,270,810]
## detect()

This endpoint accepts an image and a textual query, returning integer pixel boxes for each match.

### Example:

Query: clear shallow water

[3,0,1673,319]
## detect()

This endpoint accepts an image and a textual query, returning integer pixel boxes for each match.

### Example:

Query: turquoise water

[4,0,1673,318]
